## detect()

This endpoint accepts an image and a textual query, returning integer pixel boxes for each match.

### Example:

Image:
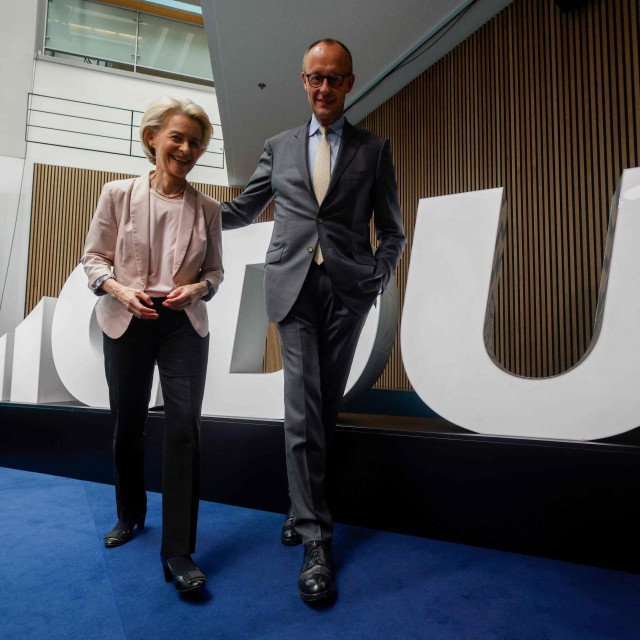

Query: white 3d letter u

[402,168,640,440]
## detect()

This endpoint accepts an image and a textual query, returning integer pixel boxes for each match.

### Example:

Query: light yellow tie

[312,126,331,265]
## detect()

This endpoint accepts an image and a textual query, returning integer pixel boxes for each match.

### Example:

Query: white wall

[0,52,229,336]
[0,157,34,336]
[0,157,27,334]
[0,0,38,160]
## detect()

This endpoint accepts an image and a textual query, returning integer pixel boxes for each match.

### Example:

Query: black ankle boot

[162,555,207,592]
[297,541,335,602]
[103,514,145,548]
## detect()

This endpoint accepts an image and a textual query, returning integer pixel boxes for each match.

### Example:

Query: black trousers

[103,299,209,557]
[277,263,368,543]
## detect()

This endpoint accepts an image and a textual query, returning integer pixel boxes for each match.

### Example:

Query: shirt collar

[308,114,345,138]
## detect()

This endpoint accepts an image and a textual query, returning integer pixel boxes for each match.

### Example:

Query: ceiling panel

[201,0,512,185]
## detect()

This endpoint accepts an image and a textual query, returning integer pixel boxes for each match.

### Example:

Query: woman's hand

[163,282,208,310]
[102,279,159,320]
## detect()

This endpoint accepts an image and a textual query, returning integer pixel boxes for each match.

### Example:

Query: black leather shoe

[281,505,302,546]
[298,541,336,602]
[103,515,145,548]
[162,555,207,592]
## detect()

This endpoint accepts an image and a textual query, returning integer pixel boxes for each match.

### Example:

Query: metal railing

[43,48,214,85]
[26,93,225,170]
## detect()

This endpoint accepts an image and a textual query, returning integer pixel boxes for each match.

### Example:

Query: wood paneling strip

[97,0,204,26]
[358,0,640,388]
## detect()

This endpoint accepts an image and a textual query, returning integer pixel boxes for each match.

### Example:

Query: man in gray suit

[221,38,405,602]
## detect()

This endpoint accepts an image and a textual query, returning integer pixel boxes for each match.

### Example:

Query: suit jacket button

[307,246,314,253]
[316,217,323,224]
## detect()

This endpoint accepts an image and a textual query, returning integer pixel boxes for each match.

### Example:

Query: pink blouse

[145,188,182,297]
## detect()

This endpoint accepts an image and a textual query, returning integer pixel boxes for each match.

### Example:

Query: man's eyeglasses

[305,73,351,89]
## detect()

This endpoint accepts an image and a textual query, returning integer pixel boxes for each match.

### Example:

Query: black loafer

[281,505,302,546]
[104,515,145,548]
[298,541,336,602]
[162,555,207,592]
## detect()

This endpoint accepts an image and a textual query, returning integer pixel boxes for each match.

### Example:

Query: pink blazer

[82,171,223,339]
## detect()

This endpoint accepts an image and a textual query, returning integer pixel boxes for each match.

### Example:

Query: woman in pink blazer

[82,97,223,593]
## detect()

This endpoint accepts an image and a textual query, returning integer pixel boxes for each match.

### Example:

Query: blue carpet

[1,466,639,640]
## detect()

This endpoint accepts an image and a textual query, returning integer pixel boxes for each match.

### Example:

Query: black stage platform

[1,401,639,572]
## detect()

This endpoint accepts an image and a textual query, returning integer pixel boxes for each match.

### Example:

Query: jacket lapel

[129,172,151,286]
[325,119,360,201]
[173,182,197,275]
[290,122,313,194]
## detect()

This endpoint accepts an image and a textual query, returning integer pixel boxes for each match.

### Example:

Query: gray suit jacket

[221,119,406,323]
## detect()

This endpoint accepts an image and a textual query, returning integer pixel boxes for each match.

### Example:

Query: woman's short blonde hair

[139,96,213,164]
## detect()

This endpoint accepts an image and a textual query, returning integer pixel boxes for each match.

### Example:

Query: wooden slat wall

[26,0,640,389]
[359,0,640,387]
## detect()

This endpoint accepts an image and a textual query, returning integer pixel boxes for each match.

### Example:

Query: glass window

[45,0,213,84]
[46,0,137,66]
[137,14,212,81]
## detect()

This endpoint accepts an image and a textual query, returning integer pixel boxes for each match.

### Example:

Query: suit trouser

[103,299,209,557]
[277,263,369,543]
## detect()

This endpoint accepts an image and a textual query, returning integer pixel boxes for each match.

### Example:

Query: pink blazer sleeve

[82,183,118,295]
[198,196,224,297]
